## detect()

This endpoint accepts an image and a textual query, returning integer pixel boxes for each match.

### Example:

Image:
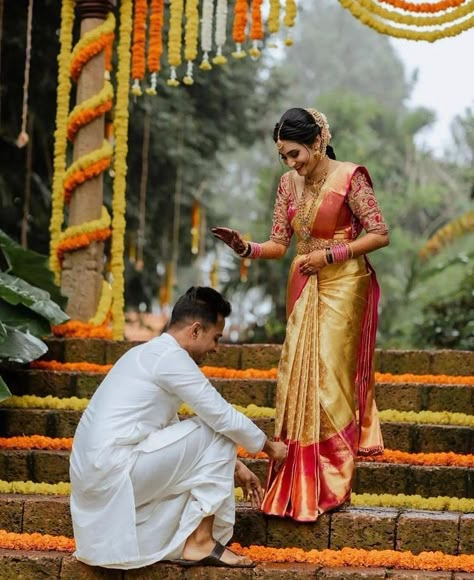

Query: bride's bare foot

[182,540,253,566]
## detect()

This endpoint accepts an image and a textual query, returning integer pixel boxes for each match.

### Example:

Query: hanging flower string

[190,199,200,253]
[67,81,114,142]
[88,280,113,326]
[249,0,264,58]
[183,0,199,84]
[110,0,134,339]
[49,0,74,282]
[167,0,184,86]
[69,13,115,82]
[131,0,147,95]
[200,0,215,70]
[213,0,228,65]
[283,0,297,46]
[267,0,280,36]
[146,0,165,94]
[232,0,248,58]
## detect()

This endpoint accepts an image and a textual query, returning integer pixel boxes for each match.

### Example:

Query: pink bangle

[332,243,351,263]
[248,242,262,259]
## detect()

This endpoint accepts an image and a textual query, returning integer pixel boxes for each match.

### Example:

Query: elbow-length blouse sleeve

[347,168,389,236]
[270,172,294,246]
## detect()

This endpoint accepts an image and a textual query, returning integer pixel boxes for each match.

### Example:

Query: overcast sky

[390,29,474,155]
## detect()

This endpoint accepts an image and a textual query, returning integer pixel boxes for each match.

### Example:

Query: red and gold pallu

[262,163,384,522]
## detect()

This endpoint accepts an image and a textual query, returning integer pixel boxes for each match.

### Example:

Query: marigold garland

[2,436,472,469]
[268,0,281,34]
[167,0,184,85]
[183,0,200,84]
[110,0,133,340]
[229,544,474,572]
[351,492,474,513]
[70,13,115,82]
[232,0,249,58]
[88,280,113,326]
[67,81,114,142]
[49,0,75,282]
[355,0,474,26]
[419,210,474,260]
[3,395,473,427]
[0,479,71,496]
[131,0,147,96]
[379,0,466,12]
[30,360,112,373]
[0,530,75,553]
[146,0,165,94]
[283,0,297,46]
[52,319,112,339]
[23,360,474,386]
[338,0,474,41]
[249,0,264,58]
[63,140,113,204]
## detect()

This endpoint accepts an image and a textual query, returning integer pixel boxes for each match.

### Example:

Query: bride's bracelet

[325,243,353,264]
[238,242,262,259]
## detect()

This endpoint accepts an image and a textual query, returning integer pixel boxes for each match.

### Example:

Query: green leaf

[0,229,67,308]
[0,325,48,363]
[0,374,12,403]
[0,319,6,343]
[0,298,51,338]
[0,272,69,326]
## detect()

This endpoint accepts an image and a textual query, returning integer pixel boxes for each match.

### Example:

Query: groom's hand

[234,459,264,508]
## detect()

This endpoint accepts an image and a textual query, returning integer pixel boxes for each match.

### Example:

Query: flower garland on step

[23,360,474,386]
[167,0,184,86]
[232,0,248,58]
[213,0,228,65]
[183,0,199,84]
[351,492,474,513]
[0,479,71,496]
[66,81,114,142]
[337,0,474,41]
[3,395,474,427]
[49,0,74,282]
[70,13,115,82]
[2,436,472,468]
[51,319,112,339]
[146,0,165,94]
[131,0,147,96]
[0,530,75,553]
[110,0,133,340]
[229,544,474,572]
[200,0,215,70]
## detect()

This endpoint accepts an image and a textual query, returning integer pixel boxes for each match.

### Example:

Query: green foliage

[0,230,69,399]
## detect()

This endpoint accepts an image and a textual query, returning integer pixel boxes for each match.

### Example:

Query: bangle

[239,243,251,258]
[248,242,262,259]
[325,247,334,264]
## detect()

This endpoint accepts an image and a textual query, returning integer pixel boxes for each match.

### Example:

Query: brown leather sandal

[171,541,255,568]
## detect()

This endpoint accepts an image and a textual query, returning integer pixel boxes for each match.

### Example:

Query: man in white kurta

[70,286,286,569]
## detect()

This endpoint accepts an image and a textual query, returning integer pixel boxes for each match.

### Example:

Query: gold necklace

[297,163,329,241]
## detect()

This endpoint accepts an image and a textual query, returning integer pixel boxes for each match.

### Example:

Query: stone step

[2,550,472,580]
[0,408,472,454]
[3,369,473,413]
[1,450,471,498]
[34,339,474,376]
[1,494,473,556]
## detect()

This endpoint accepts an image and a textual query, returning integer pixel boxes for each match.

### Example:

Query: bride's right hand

[211,227,248,256]
[263,439,288,464]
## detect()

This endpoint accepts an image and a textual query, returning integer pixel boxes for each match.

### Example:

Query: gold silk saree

[261,162,384,522]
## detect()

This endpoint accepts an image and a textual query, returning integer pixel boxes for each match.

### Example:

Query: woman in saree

[211,107,389,522]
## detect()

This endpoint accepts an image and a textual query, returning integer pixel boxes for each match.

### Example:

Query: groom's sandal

[171,541,256,568]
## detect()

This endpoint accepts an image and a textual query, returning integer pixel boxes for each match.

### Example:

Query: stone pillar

[61,0,115,320]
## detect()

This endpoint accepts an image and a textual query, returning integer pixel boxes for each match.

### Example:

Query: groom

[70,286,287,569]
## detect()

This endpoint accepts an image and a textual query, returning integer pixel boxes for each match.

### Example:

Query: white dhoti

[130,417,237,566]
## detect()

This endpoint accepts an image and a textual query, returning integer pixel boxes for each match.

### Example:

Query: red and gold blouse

[270,165,388,248]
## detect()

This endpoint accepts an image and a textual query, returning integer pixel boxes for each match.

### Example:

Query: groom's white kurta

[70,333,266,569]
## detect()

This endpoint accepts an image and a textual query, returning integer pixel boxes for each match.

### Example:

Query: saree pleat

[262,163,384,522]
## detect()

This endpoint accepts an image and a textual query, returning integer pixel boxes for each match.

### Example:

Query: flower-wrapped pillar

[60,0,115,320]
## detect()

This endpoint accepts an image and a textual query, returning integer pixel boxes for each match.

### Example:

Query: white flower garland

[213,0,228,65]
[200,0,215,70]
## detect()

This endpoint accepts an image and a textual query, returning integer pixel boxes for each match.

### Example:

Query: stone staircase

[0,340,473,579]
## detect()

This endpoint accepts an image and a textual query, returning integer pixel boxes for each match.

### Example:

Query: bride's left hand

[299,250,326,276]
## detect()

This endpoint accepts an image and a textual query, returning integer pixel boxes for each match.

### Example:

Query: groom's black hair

[169,286,231,328]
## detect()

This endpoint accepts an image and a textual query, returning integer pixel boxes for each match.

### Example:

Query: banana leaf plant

[0,230,69,401]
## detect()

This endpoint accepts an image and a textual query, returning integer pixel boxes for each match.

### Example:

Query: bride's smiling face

[277,137,321,177]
